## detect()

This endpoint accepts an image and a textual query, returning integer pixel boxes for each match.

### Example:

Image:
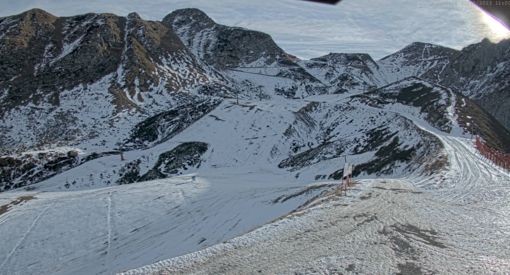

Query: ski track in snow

[106,191,112,275]
[0,202,52,271]
[1,90,509,274]
[178,187,198,229]
[123,135,510,275]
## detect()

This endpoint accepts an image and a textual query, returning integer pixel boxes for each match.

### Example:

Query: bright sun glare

[482,12,510,36]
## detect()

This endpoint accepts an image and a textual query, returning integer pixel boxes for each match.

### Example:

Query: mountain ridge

[1,8,510,275]
[0,7,509,189]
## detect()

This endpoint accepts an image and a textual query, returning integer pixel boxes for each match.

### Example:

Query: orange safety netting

[476,136,510,171]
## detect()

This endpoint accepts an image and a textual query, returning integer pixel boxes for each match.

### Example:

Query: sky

[1,0,509,60]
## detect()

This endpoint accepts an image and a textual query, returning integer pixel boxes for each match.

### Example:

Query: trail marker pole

[339,178,343,194]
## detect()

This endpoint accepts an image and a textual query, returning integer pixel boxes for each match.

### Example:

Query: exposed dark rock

[365,77,454,133]
[163,8,298,70]
[279,142,345,170]
[378,42,460,84]
[112,142,209,185]
[123,99,221,150]
[420,38,510,131]
[141,142,208,178]
[116,159,142,185]
[0,152,80,192]
[143,142,208,176]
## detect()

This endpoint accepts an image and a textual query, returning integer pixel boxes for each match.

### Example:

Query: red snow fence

[476,136,510,172]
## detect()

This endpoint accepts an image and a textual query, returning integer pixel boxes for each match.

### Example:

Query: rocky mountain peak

[127,12,142,20]
[16,8,57,23]
[163,8,296,69]
[379,41,460,62]
[0,8,58,51]
[376,41,460,84]
[417,38,510,131]
[162,8,216,31]
[311,53,381,76]
[451,38,510,75]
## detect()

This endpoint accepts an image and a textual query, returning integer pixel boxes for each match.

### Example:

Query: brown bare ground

[0,195,36,217]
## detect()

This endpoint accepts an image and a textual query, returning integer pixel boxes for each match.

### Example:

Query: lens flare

[482,12,510,36]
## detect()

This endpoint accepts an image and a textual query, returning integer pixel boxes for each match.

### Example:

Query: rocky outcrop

[163,8,326,98]
[0,9,225,152]
[377,42,460,83]
[0,150,81,192]
[422,38,510,131]
[122,98,222,150]
[300,53,387,93]
[116,142,208,184]
[374,39,510,131]
[162,8,298,70]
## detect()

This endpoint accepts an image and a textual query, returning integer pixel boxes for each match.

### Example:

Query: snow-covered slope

[422,38,510,131]
[377,42,460,83]
[3,75,509,274]
[163,8,328,99]
[123,136,510,274]
[298,53,387,94]
[1,7,510,275]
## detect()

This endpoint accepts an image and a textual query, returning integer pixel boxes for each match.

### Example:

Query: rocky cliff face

[421,38,510,131]
[163,8,327,100]
[377,42,460,83]
[0,9,228,152]
[163,8,296,70]
[299,53,388,94]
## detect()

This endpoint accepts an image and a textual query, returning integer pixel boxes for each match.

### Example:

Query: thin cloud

[1,0,508,60]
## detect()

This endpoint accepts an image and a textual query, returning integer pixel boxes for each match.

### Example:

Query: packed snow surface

[1,92,509,274]
[124,136,510,275]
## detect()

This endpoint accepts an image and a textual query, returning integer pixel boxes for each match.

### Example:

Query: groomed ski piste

[120,140,510,273]
[1,84,510,275]
[120,88,510,274]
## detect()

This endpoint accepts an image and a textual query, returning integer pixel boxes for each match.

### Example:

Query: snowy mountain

[2,73,509,274]
[298,53,387,94]
[163,8,327,99]
[422,38,510,131]
[0,8,227,153]
[377,42,460,84]
[375,38,510,131]
[1,7,510,275]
